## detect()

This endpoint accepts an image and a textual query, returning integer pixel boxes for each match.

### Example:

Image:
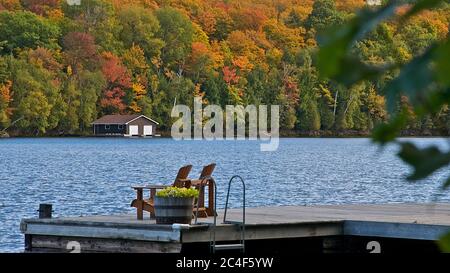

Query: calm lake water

[1,137,449,252]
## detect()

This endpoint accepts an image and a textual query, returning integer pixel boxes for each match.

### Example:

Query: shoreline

[1,130,449,139]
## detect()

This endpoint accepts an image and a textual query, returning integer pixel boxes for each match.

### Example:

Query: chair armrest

[190,178,212,186]
[132,185,168,190]
[145,185,169,189]
[189,179,204,186]
[177,178,191,182]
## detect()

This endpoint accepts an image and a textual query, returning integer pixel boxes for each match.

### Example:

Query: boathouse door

[129,125,139,136]
[144,125,153,136]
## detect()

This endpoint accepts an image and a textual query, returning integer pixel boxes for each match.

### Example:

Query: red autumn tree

[100,52,132,114]
[222,65,240,85]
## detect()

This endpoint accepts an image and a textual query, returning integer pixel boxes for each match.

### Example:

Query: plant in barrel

[154,187,200,225]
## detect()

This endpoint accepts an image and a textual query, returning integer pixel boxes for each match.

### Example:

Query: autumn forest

[0,0,449,136]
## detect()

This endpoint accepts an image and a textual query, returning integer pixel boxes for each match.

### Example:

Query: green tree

[295,49,322,130]
[9,56,63,134]
[118,6,164,60]
[62,0,123,54]
[285,9,304,29]
[59,79,80,133]
[202,73,228,106]
[400,21,439,56]
[152,75,195,129]
[319,100,335,130]
[305,0,343,32]
[0,56,8,82]
[298,99,321,131]
[245,66,272,106]
[0,11,60,54]
[156,7,194,73]
[77,70,105,131]
[17,90,51,134]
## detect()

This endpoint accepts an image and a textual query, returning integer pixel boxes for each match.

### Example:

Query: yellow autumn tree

[129,82,147,113]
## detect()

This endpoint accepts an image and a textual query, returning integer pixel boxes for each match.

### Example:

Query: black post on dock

[38,204,53,219]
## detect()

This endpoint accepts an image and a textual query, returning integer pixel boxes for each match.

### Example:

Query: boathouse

[92,114,159,137]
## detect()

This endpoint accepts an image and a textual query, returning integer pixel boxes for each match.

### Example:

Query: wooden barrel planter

[154,197,195,225]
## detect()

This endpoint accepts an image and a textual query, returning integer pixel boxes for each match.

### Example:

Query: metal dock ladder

[210,175,246,253]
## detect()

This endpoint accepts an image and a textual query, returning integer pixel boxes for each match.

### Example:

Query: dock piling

[38,204,53,219]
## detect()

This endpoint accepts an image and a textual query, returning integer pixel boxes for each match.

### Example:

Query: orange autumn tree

[100,52,132,114]
[232,55,254,74]
[263,18,306,53]
[335,0,366,12]
[231,6,268,31]
[0,80,12,127]
[0,0,21,11]
[226,30,265,65]
[186,42,215,81]
[110,0,158,10]
[196,10,216,36]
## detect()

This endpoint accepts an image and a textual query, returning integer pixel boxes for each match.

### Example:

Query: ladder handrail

[222,175,246,253]
[223,175,246,226]
[195,175,246,254]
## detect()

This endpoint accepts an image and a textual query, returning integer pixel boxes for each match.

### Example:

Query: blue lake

[1,137,450,252]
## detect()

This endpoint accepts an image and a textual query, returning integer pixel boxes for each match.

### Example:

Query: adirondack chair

[179,163,217,218]
[131,165,193,220]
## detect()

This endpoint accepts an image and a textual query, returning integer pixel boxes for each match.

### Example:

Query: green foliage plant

[156,187,199,198]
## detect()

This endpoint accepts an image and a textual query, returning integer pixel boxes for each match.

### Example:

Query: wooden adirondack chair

[131,165,193,220]
[189,163,216,218]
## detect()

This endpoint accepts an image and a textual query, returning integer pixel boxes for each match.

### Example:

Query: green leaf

[397,142,450,181]
[316,23,357,79]
[414,87,450,116]
[443,176,450,190]
[435,39,450,86]
[372,111,407,144]
[438,232,450,253]
[384,46,436,114]
[325,56,385,87]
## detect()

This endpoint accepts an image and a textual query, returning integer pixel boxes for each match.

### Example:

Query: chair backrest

[199,163,216,179]
[173,165,193,187]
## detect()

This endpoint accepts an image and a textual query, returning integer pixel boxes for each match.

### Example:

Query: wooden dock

[20,203,450,253]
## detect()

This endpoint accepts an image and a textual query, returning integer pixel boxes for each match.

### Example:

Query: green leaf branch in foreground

[317,0,450,251]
